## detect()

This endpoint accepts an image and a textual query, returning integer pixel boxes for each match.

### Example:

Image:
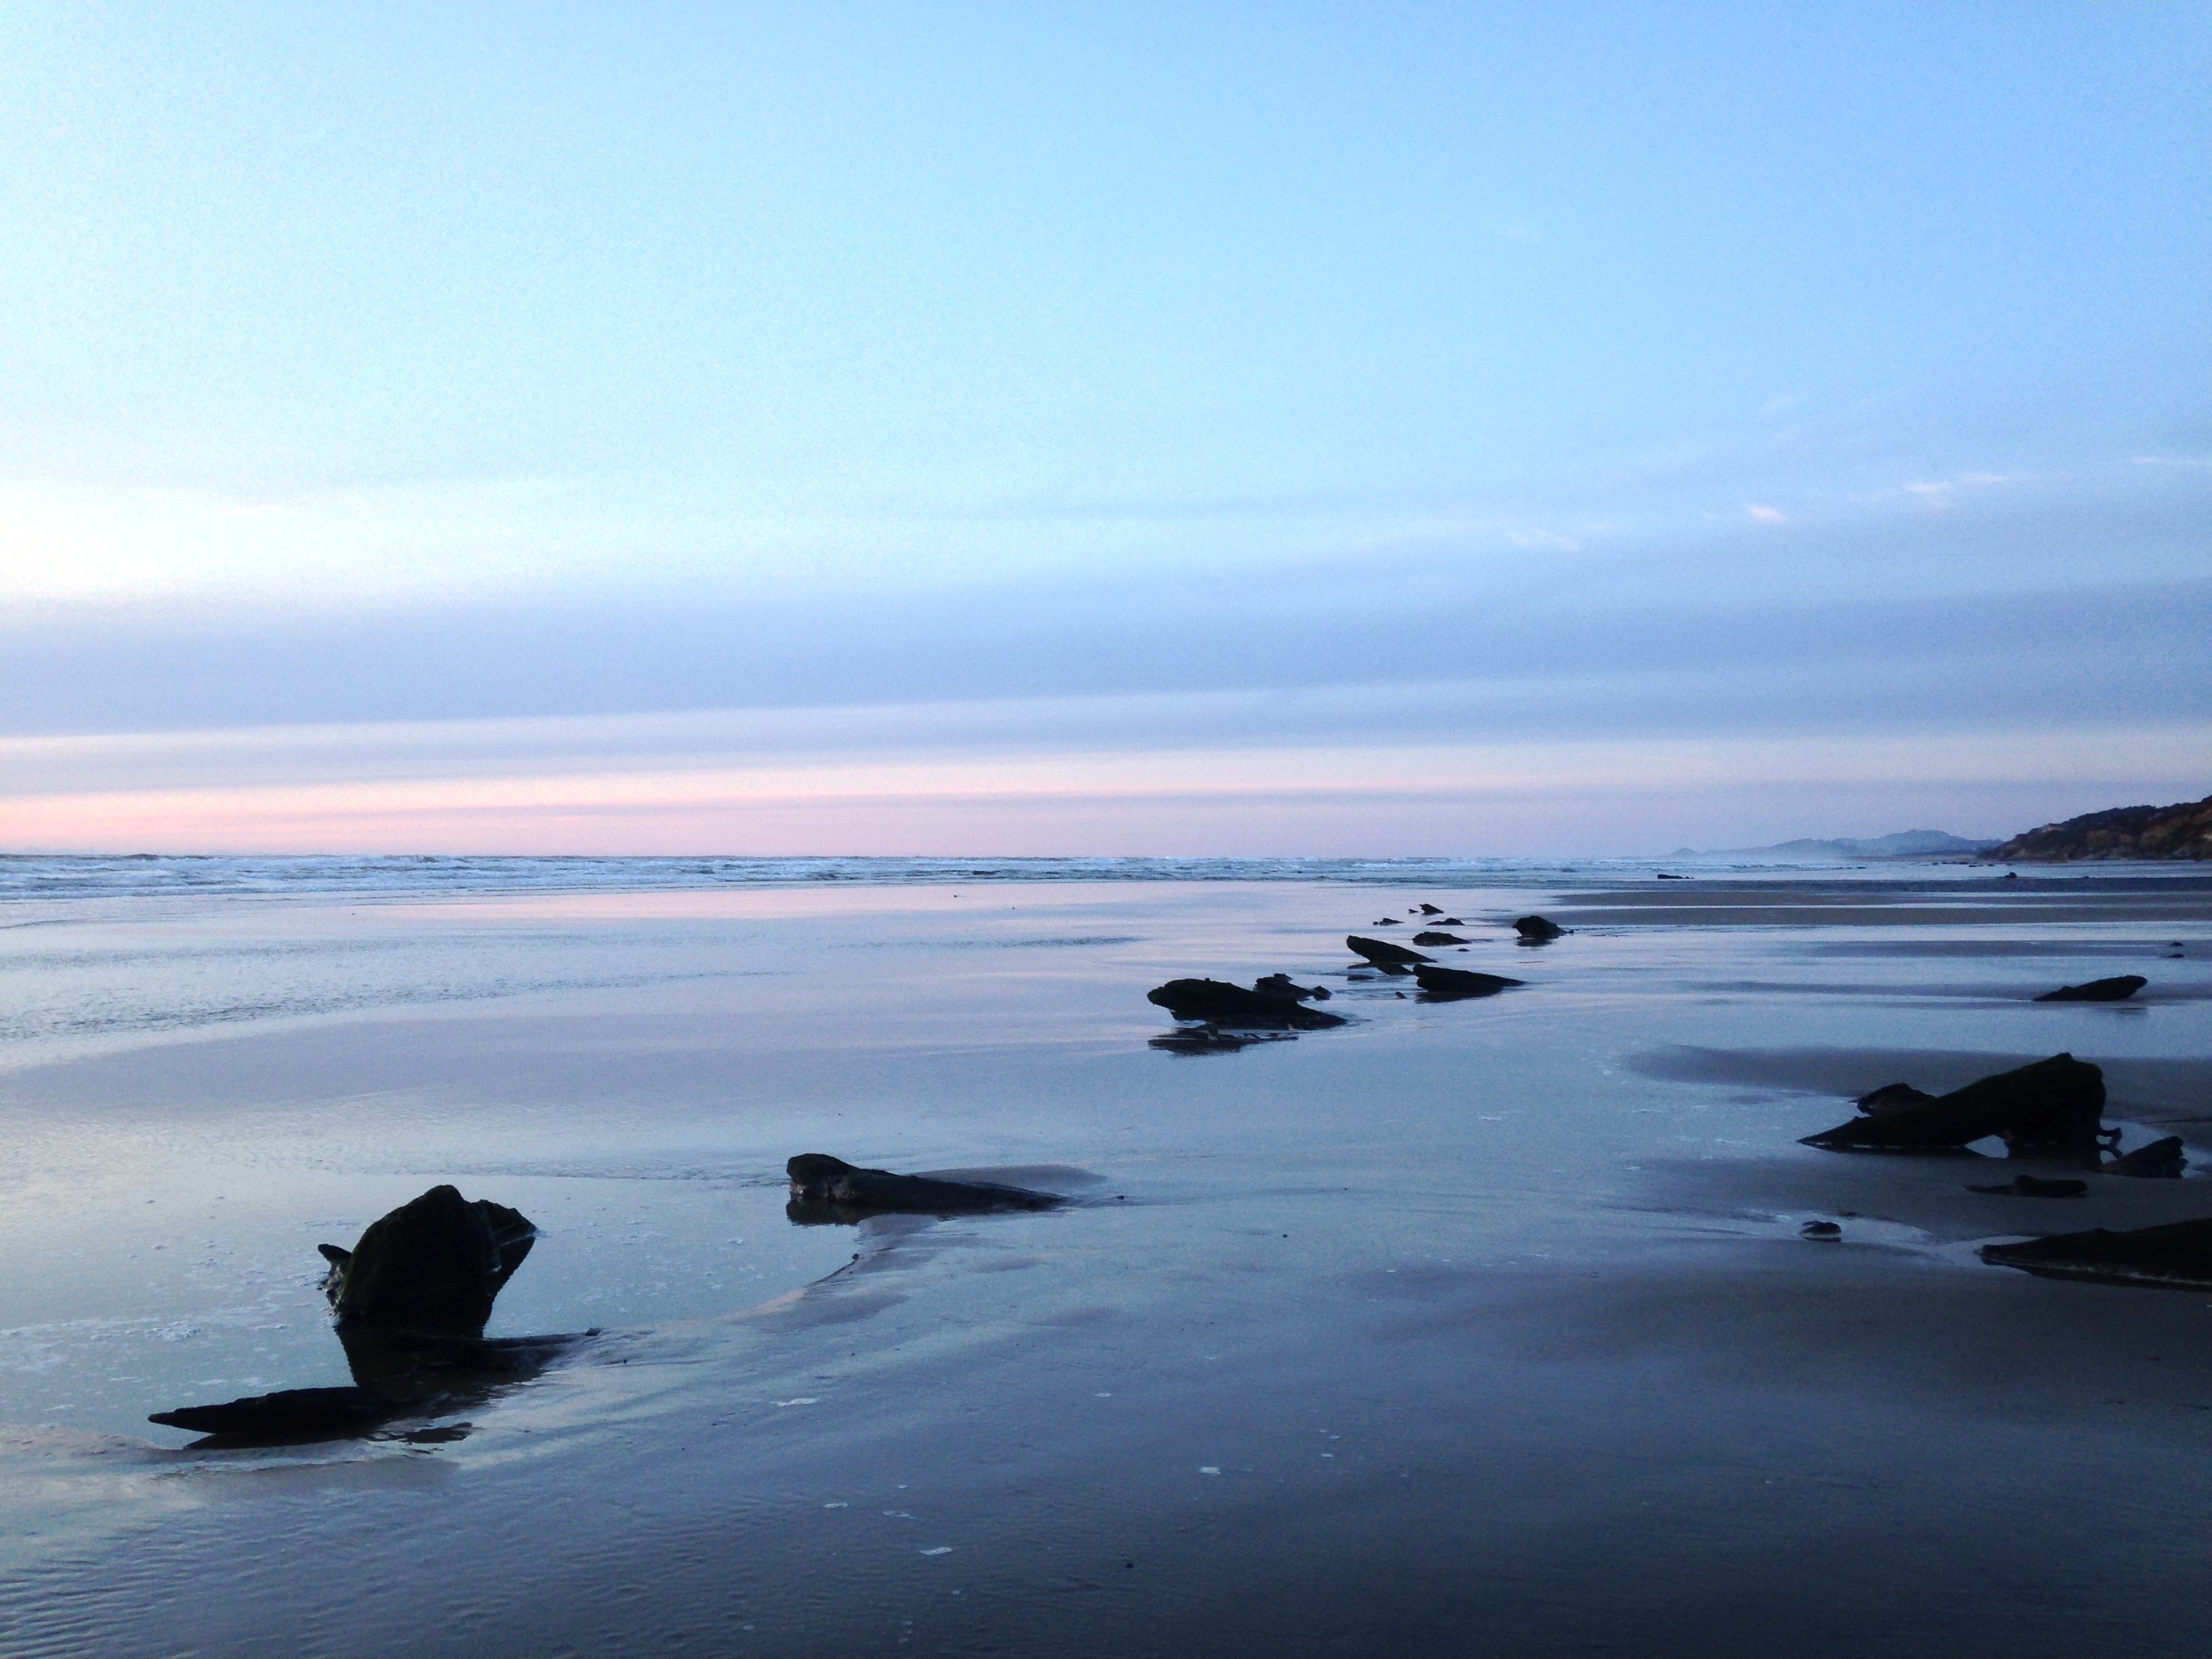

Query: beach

[3,859,2210,1656]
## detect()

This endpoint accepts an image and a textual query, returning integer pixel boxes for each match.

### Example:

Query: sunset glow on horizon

[3,6,2205,854]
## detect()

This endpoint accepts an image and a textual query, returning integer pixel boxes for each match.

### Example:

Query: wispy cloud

[1745,504,1786,524]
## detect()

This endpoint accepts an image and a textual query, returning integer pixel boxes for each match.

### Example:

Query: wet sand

[3,871,2211,1656]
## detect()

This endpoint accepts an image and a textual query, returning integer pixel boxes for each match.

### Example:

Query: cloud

[1745,504,1786,523]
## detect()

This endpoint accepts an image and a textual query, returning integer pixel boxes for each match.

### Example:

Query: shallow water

[3,865,2210,1655]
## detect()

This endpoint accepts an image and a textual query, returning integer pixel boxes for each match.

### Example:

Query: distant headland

[1986,793,2212,862]
[1670,830,1999,861]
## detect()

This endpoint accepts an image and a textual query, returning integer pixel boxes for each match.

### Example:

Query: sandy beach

[3,861,2210,1656]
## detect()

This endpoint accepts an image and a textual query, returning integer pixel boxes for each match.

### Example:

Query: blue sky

[3,3,2207,854]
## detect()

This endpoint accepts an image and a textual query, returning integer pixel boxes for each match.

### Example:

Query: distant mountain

[1987,794,2212,861]
[1669,830,2001,861]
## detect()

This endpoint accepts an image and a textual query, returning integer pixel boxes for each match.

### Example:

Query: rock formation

[320,1184,538,1332]
[2034,975,2147,1003]
[1801,1053,2107,1161]
[1412,966,1524,1000]
[785,1153,1062,1220]
[1345,935,1433,969]
[1512,916,1564,942]
[1147,978,1347,1028]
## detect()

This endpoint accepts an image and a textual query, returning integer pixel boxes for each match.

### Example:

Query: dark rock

[1412,966,1524,1000]
[785,1154,1063,1221]
[1967,1175,2089,1197]
[1980,1216,2212,1290]
[1416,904,1443,916]
[2105,1136,2187,1179]
[1147,978,1347,1029]
[323,1185,537,1332]
[1656,873,1690,880]
[1435,917,1464,926]
[1512,915,1564,942]
[1800,1221,1842,1240]
[1410,931,1469,946]
[149,1386,398,1441]
[2034,975,2147,1003]
[1801,1053,2106,1161]
[1346,935,1433,969]
[1854,1082,1936,1115]
[1370,918,1401,926]
[1253,972,1330,1001]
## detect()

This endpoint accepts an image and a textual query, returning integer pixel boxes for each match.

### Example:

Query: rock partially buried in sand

[1967,1175,2089,1197]
[1980,1216,2212,1291]
[1147,978,1347,1029]
[2034,975,2148,1003]
[2105,1135,2187,1179]
[1512,916,1564,943]
[1800,1221,1842,1241]
[1411,931,1469,946]
[1416,904,1443,916]
[321,1185,538,1332]
[1801,1053,2106,1161]
[1412,966,1525,1001]
[1346,935,1433,970]
[786,1154,1063,1220]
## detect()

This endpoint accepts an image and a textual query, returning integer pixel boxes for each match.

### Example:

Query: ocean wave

[0,853,1664,904]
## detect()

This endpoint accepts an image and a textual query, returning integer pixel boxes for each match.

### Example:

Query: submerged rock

[786,1153,1062,1221]
[1412,966,1524,1001]
[2105,1135,2187,1179]
[1800,1221,1842,1241]
[1411,930,1469,946]
[321,1185,538,1332]
[1967,1175,2089,1197]
[1147,978,1347,1029]
[1416,904,1443,916]
[1801,1053,2106,1161]
[1345,935,1433,969]
[1370,917,1401,926]
[1512,916,1564,942]
[1980,1216,2212,1290]
[2034,975,2148,1003]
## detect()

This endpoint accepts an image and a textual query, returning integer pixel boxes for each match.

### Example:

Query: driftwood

[1801,1053,2106,1160]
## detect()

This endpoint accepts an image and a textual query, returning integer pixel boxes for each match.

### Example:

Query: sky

[3,2,2207,857]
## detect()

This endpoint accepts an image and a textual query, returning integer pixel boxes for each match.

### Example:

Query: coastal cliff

[1988,794,2212,861]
